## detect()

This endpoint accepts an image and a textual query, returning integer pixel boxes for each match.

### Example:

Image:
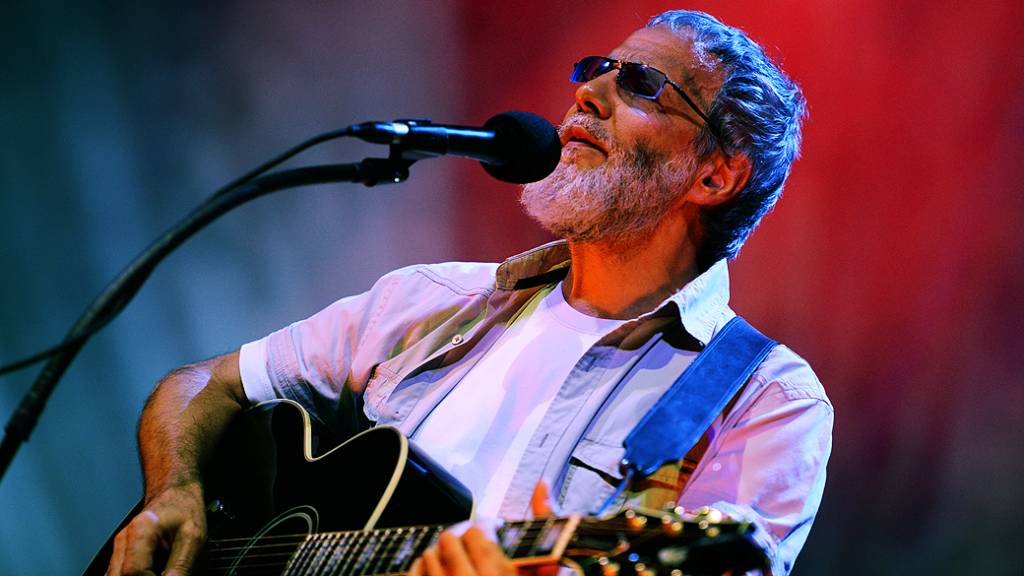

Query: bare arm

[108,351,248,576]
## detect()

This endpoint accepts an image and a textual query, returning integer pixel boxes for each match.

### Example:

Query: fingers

[163,518,204,576]
[463,528,515,576]
[120,510,161,575]
[108,516,171,575]
[440,530,479,576]
[530,480,553,518]
[106,485,206,576]
[419,545,446,576]
[109,529,126,576]
[109,511,203,576]
[412,528,515,576]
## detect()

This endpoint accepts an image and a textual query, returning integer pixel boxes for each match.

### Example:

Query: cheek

[616,113,695,159]
[609,116,666,159]
[609,104,672,143]
[625,107,657,123]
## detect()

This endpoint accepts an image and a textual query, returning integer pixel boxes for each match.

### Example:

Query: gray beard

[520,140,696,244]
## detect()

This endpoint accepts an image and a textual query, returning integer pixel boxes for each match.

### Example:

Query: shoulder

[751,344,832,408]
[300,259,501,338]
[737,340,831,416]
[711,312,832,414]
[345,260,502,342]
[372,260,501,298]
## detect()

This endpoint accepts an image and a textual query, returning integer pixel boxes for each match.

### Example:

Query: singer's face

[558,26,720,171]
[520,26,722,244]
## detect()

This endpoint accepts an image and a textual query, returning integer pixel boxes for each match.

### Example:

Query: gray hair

[647,10,808,269]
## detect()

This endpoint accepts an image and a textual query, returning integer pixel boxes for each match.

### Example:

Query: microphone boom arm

[0,156,415,484]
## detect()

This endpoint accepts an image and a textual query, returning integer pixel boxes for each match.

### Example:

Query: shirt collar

[495,240,731,345]
[495,240,572,289]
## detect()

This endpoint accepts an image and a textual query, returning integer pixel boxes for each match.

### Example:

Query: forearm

[138,351,248,500]
[108,352,248,575]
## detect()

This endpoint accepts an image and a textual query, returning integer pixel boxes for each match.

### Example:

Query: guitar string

[197,522,569,553]
[200,522,566,553]
[200,526,448,568]
[197,520,694,561]
[195,559,419,576]
[200,519,708,559]
[196,520,713,574]
[279,528,433,576]
[201,514,708,545]
[201,519,570,544]
[197,523,562,567]
[197,528,677,576]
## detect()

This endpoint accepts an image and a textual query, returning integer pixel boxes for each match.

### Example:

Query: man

[108,10,831,576]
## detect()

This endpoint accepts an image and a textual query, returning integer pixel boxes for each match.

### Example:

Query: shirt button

[711,462,722,472]
[451,334,464,346]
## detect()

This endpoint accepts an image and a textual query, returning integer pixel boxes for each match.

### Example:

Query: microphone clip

[388,118,445,163]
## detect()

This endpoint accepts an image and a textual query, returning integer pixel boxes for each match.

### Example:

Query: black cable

[0,127,352,378]
[0,158,413,483]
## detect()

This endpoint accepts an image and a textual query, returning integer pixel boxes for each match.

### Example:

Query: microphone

[346,111,561,184]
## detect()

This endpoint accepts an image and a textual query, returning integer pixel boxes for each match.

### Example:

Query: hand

[107,482,207,576]
[409,482,557,576]
[522,482,559,576]
[410,527,516,576]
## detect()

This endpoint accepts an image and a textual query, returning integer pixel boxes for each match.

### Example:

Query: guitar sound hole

[207,505,318,576]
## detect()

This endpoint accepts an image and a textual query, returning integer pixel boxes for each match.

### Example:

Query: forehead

[610,26,721,100]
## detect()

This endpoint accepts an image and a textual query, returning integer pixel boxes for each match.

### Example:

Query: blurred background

[1,1,1022,573]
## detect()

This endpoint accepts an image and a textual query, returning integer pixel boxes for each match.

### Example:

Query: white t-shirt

[411,282,623,518]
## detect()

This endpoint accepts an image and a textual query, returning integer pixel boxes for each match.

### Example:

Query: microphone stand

[0,155,415,485]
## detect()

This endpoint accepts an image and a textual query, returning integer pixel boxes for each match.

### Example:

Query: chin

[560,147,608,170]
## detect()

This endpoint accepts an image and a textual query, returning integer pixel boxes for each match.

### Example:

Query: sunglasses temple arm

[667,83,712,126]
[668,83,726,149]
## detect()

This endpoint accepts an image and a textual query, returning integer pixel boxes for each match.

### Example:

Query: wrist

[145,477,203,504]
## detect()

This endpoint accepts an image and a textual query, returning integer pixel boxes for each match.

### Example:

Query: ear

[686,152,752,207]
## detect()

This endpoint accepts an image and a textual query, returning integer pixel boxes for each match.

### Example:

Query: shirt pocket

[558,437,627,515]
[559,436,700,515]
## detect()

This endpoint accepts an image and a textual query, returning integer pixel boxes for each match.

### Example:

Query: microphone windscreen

[481,112,562,184]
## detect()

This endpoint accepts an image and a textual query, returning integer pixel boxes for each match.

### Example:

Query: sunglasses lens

[571,56,613,82]
[619,64,664,98]
[571,58,667,100]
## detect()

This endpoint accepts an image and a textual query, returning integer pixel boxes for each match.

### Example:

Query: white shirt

[411,283,623,518]
[239,241,833,575]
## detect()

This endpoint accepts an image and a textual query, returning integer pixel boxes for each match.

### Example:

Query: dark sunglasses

[570,56,721,142]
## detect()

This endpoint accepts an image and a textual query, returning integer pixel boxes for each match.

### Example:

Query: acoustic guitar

[85,399,767,575]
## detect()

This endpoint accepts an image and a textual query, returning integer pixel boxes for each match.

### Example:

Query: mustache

[558,114,612,148]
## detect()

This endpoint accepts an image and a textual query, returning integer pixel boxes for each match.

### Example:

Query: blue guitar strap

[621,316,777,479]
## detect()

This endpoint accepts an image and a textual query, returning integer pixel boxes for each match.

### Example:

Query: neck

[562,209,701,320]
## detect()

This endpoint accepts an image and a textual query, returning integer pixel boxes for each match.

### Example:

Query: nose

[574,73,613,119]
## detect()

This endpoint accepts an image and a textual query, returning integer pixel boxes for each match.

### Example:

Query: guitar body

[87,399,767,575]
[84,399,473,575]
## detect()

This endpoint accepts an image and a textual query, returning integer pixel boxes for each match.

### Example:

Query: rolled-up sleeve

[236,268,402,431]
[235,260,499,434]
